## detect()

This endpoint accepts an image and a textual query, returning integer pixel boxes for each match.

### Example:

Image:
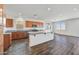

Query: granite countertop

[28,30,53,35]
[3,30,29,34]
[3,27,53,35]
[3,29,45,34]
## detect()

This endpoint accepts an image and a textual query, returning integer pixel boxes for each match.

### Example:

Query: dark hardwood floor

[5,34,79,55]
[5,39,31,55]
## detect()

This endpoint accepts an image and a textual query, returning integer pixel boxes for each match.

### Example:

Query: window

[55,21,65,30]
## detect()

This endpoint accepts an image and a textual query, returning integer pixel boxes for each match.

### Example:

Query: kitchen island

[28,30,54,54]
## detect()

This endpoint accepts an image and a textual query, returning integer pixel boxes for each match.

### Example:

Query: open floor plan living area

[0,4,79,55]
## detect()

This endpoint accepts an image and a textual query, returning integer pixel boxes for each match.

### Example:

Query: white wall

[65,19,79,37]
[55,18,79,37]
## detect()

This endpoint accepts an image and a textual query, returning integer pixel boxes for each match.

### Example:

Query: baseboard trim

[55,33,79,38]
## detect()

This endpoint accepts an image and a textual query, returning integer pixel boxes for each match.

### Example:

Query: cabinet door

[25,21,32,27]
[0,4,3,8]
[16,32,21,39]
[6,18,13,27]
[12,32,17,40]
[4,34,11,51]
[25,21,44,28]
[17,32,26,39]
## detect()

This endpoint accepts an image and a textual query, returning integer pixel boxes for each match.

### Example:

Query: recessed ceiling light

[73,8,78,11]
[48,8,51,11]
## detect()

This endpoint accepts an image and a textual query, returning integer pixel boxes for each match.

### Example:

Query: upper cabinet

[25,21,32,28]
[25,20,44,28]
[0,4,3,17]
[6,18,13,27]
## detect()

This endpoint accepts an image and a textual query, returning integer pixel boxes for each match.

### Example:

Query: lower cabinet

[4,34,12,51]
[12,32,29,40]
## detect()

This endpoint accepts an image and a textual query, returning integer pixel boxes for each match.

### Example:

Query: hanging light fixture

[48,8,51,11]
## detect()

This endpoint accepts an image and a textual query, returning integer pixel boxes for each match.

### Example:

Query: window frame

[55,21,66,31]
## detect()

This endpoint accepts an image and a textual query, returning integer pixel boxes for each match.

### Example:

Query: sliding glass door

[55,21,66,31]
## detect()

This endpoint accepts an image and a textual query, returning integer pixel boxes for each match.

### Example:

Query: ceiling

[4,4,79,22]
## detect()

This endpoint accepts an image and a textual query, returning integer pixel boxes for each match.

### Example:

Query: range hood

[15,13,25,30]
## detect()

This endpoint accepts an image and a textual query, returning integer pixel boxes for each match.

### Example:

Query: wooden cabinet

[12,32,28,40]
[4,34,12,51]
[12,32,17,40]
[0,4,3,8]
[6,18,13,27]
[25,21,32,27]
[25,21,43,28]
[0,4,3,17]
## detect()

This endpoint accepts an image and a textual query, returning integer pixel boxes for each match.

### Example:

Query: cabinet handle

[44,33,46,35]
[34,34,36,37]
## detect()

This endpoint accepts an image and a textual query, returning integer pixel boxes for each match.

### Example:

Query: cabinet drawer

[12,32,28,40]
